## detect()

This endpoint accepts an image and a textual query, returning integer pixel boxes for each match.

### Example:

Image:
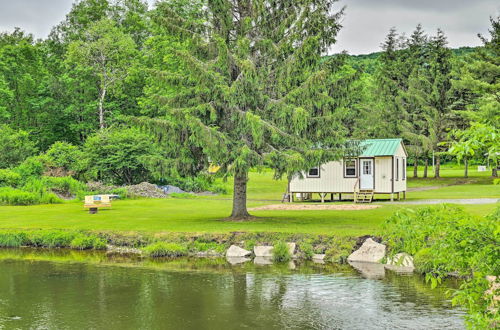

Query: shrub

[0,169,21,187]
[41,176,87,197]
[15,156,45,181]
[142,242,188,257]
[272,241,291,262]
[189,241,225,253]
[28,231,76,248]
[82,128,162,185]
[383,205,500,328]
[299,242,314,260]
[0,232,27,247]
[70,234,107,250]
[0,187,61,205]
[44,141,84,174]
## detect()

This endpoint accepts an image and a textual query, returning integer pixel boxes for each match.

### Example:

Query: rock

[160,185,186,195]
[254,246,274,257]
[254,257,273,265]
[226,257,251,265]
[385,253,415,273]
[288,261,296,270]
[226,245,252,258]
[349,261,386,279]
[287,243,296,255]
[485,276,499,314]
[347,238,386,263]
[106,245,142,255]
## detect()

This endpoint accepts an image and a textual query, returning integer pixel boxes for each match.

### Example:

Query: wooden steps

[354,190,374,203]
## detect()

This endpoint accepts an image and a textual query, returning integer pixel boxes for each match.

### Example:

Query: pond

[0,249,464,329]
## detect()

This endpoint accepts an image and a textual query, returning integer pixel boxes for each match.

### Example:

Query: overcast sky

[0,0,498,54]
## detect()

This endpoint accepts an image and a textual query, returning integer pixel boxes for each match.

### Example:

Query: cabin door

[360,159,374,190]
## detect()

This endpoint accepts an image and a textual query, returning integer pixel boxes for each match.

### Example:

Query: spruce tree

[137,0,349,219]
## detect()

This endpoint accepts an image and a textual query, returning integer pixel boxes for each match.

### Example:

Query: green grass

[0,166,497,237]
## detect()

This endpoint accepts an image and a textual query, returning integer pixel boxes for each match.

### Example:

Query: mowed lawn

[0,166,497,236]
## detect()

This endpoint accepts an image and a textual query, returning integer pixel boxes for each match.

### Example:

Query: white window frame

[306,166,320,178]
[344,158,357,178]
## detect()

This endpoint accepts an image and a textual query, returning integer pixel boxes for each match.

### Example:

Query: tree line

[0,0,498,218]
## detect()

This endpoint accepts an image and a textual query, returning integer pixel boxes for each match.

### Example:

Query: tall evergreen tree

[137,0,350,219]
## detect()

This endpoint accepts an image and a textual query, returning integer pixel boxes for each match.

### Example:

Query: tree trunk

[413,156,418,178]
[230,171,250,219]
[493,167,498,178]
[423,158,428,178]
[464,158,468,178]
[98,87,107,129]
[435,155,440,178]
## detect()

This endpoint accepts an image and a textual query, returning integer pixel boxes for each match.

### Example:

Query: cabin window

[402,158,406,180]
[307,166,320,178]
[395,158,399,181]
[344,159,357,177]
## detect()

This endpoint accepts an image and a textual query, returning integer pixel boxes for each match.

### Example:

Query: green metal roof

[358,138,403,156]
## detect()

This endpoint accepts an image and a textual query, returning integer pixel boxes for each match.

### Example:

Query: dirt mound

[249,204,380,211]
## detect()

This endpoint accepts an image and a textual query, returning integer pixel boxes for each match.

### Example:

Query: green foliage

[0,231,27,247]
[14,156,45,180]
[70,234,107,250]
[299,242,315,260]
[82,127,162,184]
[0,169,21,187]
[383,204,500,327]
[0,187,61,205]
[272,241,291,262]
[44,141,84,174]
[142,242,188,257]
[0,125,37,168]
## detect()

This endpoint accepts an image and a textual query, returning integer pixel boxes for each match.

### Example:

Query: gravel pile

[126,182,169,198]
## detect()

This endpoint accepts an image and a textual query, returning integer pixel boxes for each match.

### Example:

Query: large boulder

[287,243,296,255]
[254,246,274,257]
[226,245,251,258]
[312,254,326,264]
[347,238,386,263]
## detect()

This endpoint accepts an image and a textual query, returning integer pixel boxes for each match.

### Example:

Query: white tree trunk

[98,87,107,129]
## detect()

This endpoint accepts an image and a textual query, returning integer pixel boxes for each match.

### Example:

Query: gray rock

[226,245,251,257]
[347,238,386,263]
[312,254,326,261]
[226,257,251,265]
[254,246,274,257]
[287,242,296,255]
[349,261,386,279]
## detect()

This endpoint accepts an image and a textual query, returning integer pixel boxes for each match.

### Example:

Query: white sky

[0,0,498,54]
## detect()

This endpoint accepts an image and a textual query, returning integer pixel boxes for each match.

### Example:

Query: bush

[383,205,500,327]
[299,242,314,260]
[142,242,188,257]
[41,176,87,197]
[189,241,225,253]
[15,156,45,181]
[0,169,21,187]
[0,187,61,205]
[272,241,291,262]
[0,232,27,247]
[82,128,162,185]
[29,231,76,248]
[70,234,107,250]
[44,141,84,174]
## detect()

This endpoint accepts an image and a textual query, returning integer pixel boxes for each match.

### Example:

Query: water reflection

[0,248,464,329]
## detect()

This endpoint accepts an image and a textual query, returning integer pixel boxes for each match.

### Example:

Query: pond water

[0,249,464,330]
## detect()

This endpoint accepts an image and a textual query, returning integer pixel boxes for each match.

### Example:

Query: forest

[0,0,498,217]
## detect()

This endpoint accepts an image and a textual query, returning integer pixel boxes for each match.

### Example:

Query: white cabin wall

[393,144,407,192]
[289,161,358,193]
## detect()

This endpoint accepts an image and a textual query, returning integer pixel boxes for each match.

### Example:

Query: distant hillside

[343,46,479,74]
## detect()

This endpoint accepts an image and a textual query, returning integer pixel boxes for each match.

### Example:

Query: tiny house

[289,139,407,202]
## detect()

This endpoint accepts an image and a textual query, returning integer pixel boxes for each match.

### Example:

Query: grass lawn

[0,164,497,237]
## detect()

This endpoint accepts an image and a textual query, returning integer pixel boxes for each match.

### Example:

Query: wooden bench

[84,195,111,214]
